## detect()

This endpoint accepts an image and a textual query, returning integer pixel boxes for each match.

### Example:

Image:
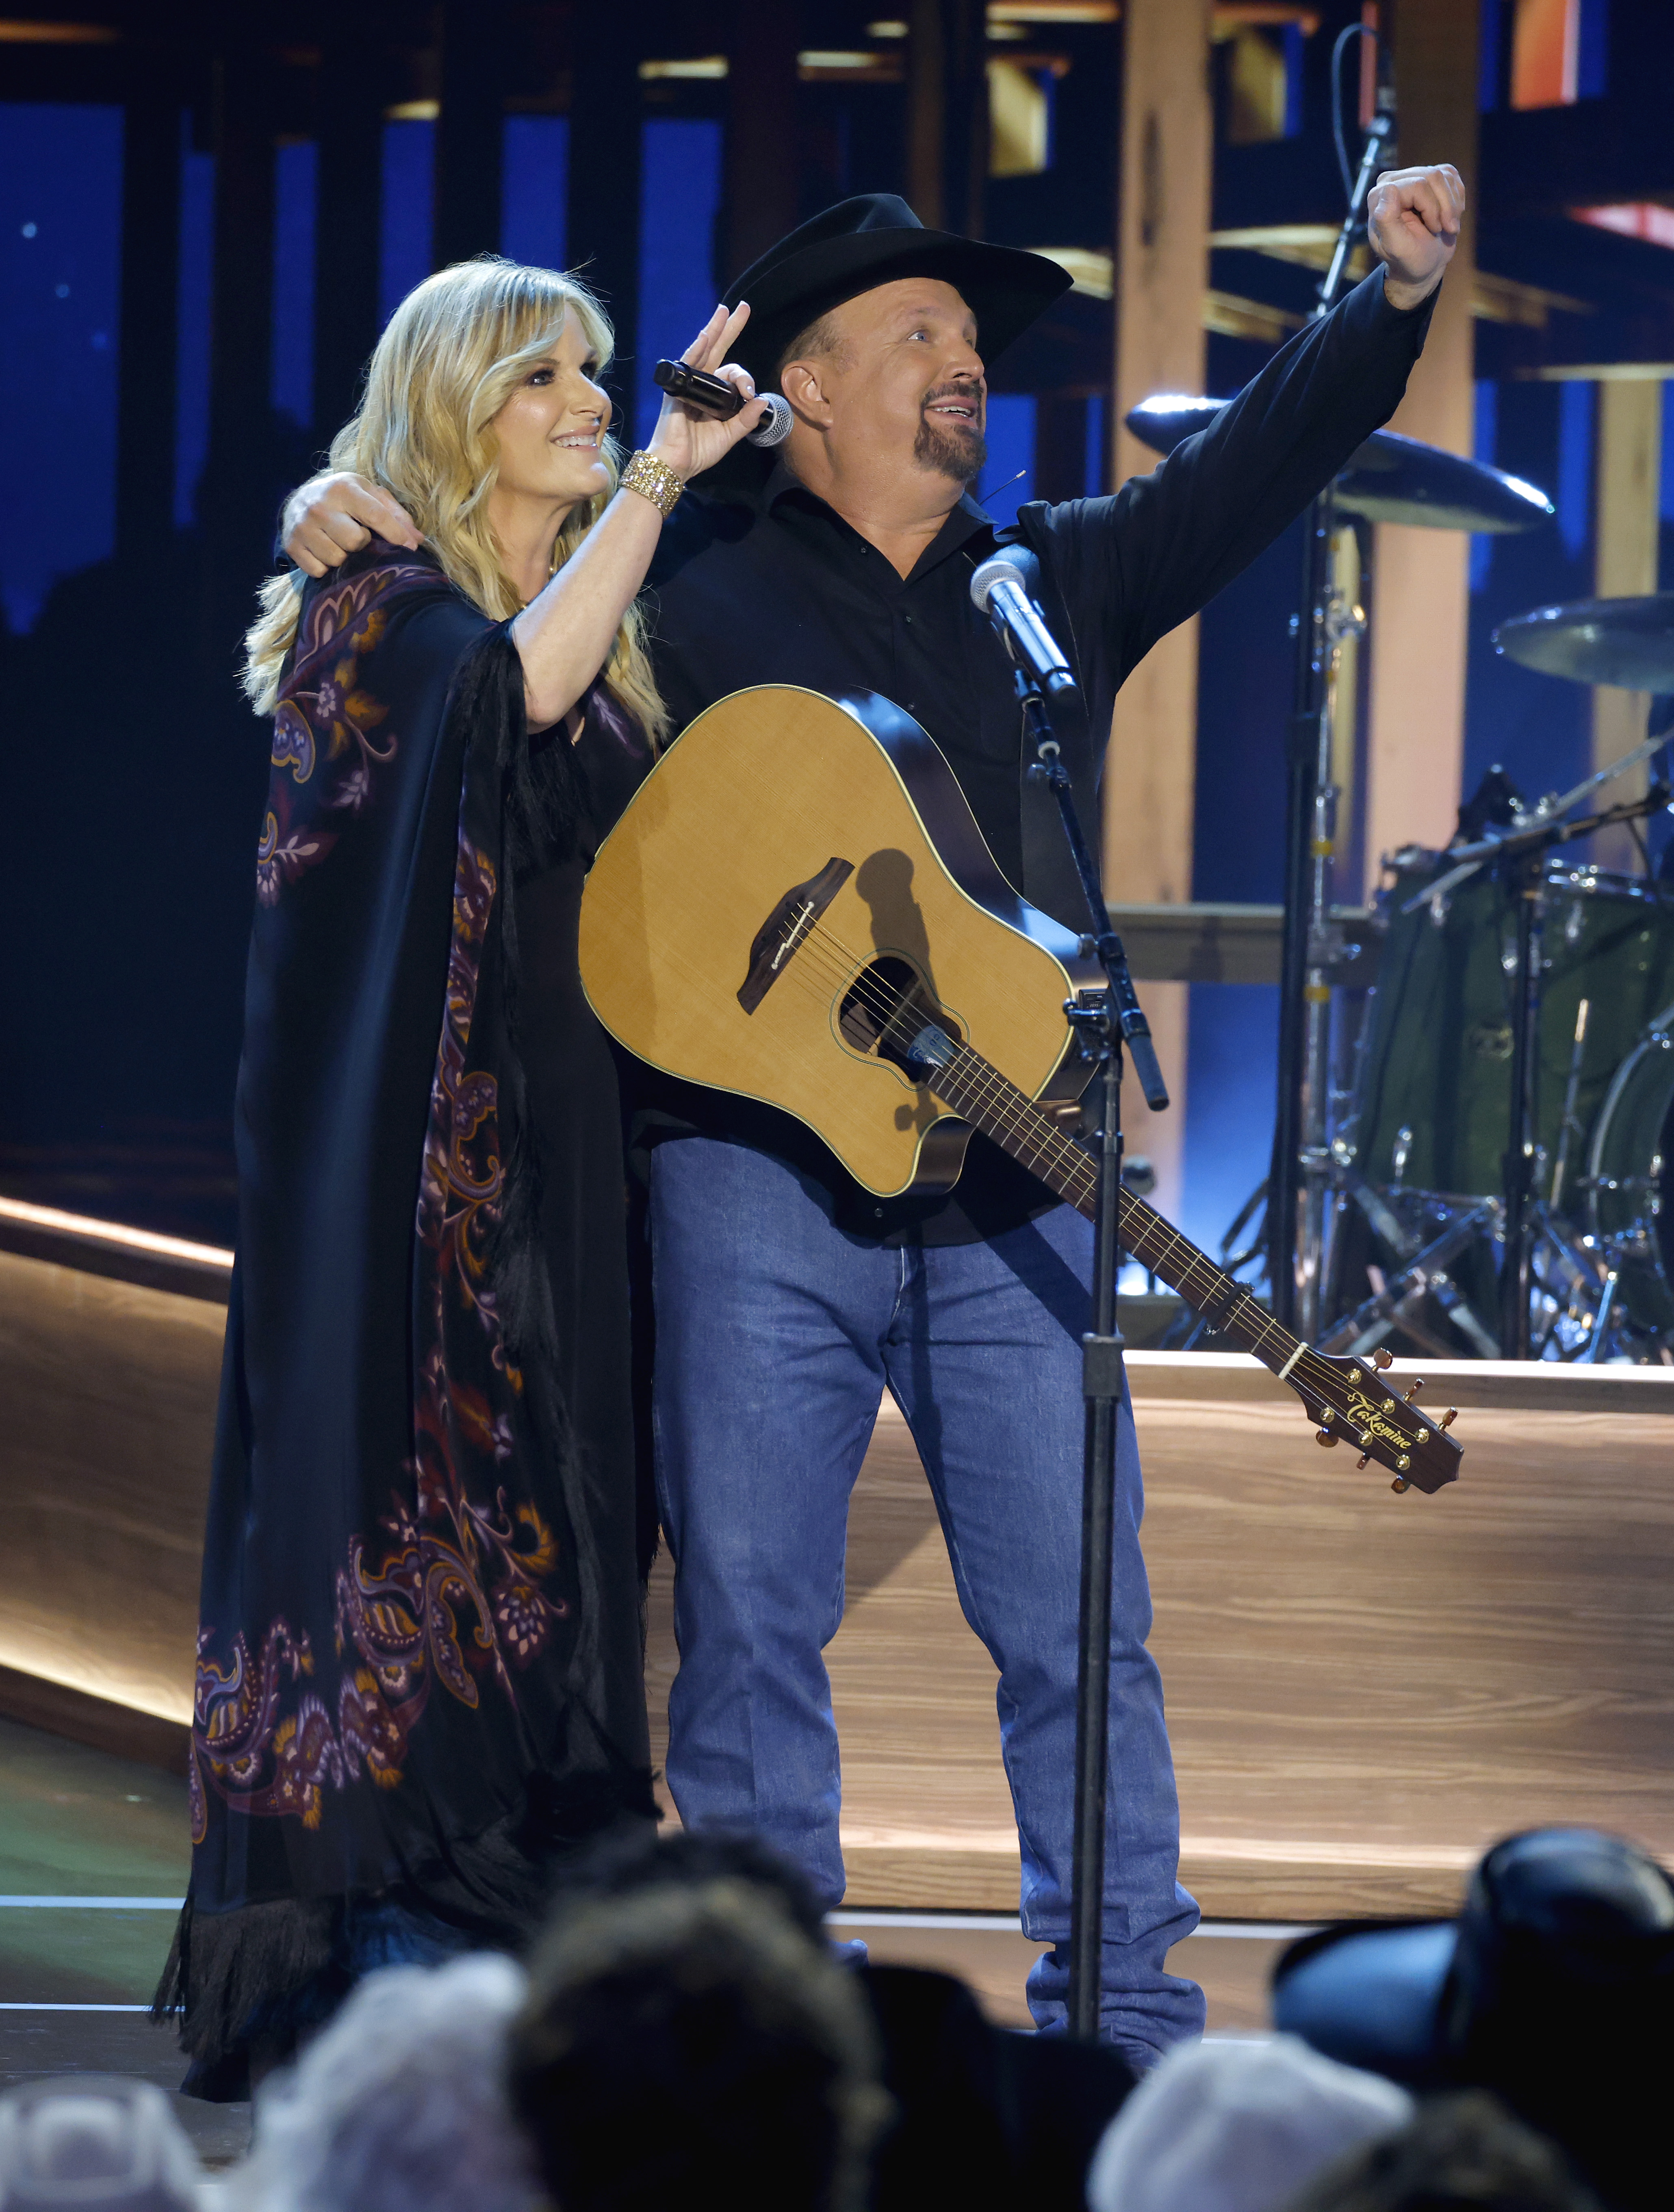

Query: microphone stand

[1009,664,1170,2042]
[1269,96,1394,1332]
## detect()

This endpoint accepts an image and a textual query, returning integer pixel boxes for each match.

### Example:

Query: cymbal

[1494,594,1674,691]
[1123,397,1555,534]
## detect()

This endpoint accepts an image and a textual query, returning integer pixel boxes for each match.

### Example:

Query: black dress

[156,543,656,2097]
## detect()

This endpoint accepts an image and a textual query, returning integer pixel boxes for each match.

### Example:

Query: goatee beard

[914,415,986,485]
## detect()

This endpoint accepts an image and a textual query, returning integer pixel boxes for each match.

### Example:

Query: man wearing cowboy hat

[284,171,1463,2062]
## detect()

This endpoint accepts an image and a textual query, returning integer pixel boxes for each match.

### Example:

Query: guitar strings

[749,910,1409,1432]
[784,926,1361,1415]
[761,922,1407,1434]
[776,918,1253,1301]
[758,917,1298,1355]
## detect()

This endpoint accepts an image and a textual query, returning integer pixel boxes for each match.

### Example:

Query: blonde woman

[155,260,765,2101]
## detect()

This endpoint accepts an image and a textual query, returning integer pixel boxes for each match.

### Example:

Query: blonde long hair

[243,258,667,740]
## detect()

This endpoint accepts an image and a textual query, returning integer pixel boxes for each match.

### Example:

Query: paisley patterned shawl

[184,543,648,1958]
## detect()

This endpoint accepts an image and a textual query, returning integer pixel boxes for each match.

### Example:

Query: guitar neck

[926,1039,1308,1382]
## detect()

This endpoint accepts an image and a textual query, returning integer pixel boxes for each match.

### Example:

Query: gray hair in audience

[0,2079,203,2212]
[1086,2034,1413,2212]
[227,1952,540,2212]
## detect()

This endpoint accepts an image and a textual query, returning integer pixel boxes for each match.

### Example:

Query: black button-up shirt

[632,268,1436,1242]
[651,473,1032,884]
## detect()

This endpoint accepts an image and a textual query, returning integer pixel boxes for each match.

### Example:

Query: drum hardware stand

[1318,1193,1502,1359]
[1009,656,1169,2041]
[1546,999,1591,1216]
[1528,1213,1617,1362]
[1399,734,1673,919]
[1376,790,1663,1355]
[1499,848,1546,1358]
[1517,1002,1615,1358]
[1578,1264,1622,1362]
[1270,97,1392,1334]
[1484,794,1668,1355]
[1315,905,1380,1330]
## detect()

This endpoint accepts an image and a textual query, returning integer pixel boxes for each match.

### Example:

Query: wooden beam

[202,38,276,663]
[1590,377,1663,864]
[1361,0,1481,891]
[906,0,989,236]
[723,0,801,282]
[568,16,644,426]
[115,59,181,566]
[1108,0,1212,1219]
[433,0,506,269]
[312,27,386,437]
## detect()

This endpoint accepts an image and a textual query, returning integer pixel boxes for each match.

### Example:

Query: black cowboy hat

[722,192,1073,388]
[1272,1828,1674,2210]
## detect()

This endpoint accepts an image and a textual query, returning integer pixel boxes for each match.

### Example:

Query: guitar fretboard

[925,1036,1307,1382]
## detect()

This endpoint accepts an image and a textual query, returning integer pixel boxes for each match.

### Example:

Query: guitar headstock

[1301,1348,1462,1494]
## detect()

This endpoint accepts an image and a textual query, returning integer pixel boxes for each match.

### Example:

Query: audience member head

[227,1952,540,2212]
[1274,1828,1674,2210]
[1084,2034,1412,2212]
[507,1874,891,2212]
[1284,2091,1602,2212]
[543,1820,829,1945]
[0,2079,202,2212]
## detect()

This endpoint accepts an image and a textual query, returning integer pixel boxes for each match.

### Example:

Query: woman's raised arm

[511,302,763,729]
[280,305,767,729]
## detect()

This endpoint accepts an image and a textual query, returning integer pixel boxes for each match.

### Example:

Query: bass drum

[1585,1017,1674,1348]
[1351,862,1674,1200]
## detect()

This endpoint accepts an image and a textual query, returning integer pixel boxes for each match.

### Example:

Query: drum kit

[1126,401,1674,1367]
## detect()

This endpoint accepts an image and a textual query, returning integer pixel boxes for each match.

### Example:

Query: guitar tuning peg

[1440,1407,1458,1429]
[1315,1427,1337,1448]
[1373,1347,1394,1370]
[1391,1476,1411,1494]
[1355,1452,1371,1471]
[1403,1378,1425,1402]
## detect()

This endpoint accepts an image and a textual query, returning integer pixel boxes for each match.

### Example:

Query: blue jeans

[648,1136,1203,2064]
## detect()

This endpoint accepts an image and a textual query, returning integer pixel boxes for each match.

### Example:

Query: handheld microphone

[969,554,1078,697]
[653,359,793,448]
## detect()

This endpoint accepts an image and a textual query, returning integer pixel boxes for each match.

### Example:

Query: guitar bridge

[738,856,854,1014]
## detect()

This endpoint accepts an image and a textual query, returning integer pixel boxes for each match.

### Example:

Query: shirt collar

[761,459,998,575]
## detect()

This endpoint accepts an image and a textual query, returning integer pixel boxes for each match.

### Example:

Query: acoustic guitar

[579,685,1461,1496]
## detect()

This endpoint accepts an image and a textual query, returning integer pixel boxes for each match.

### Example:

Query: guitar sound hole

[838,958,959,1073]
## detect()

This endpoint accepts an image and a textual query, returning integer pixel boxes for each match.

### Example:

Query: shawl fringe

[154,1758,658,2100]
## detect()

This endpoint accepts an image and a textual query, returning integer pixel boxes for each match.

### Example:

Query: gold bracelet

[620,450,683,519]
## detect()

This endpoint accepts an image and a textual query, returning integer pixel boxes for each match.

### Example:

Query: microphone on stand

[969,553,1078,698]
[652,359,794,447]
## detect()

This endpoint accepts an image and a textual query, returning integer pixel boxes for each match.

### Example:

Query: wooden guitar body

[581,682,1464,1493]
[579,684,1090,1199]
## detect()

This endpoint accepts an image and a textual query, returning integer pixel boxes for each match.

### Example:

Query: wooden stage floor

[6,1236,1674,1936]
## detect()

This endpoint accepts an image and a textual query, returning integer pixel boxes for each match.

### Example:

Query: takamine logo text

[1343,1387,1414,1452]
